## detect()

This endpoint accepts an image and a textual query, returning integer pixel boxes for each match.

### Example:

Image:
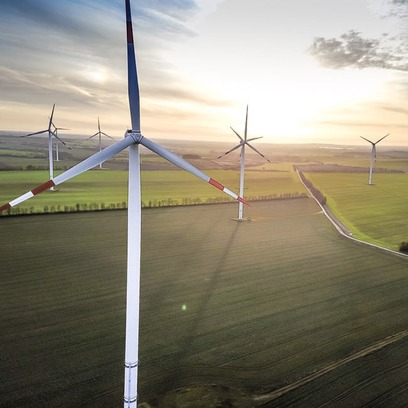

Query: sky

[1,0,408,145]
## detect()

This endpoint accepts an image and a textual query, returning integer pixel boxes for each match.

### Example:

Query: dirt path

[253,330,408,405]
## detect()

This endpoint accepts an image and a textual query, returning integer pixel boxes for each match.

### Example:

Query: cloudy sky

[1,0,408,145]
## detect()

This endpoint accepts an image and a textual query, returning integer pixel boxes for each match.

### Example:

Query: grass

[0,165,306,214]
[1,199,407,406]
[305,172,408,250]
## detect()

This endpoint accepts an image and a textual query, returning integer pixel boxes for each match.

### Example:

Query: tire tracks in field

[253,329,408,405]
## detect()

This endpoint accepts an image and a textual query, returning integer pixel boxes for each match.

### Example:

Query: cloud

[310,0,408,72]
[0,0,227,134]
[0,1,204,115]
[377,0,408,18]
[309,30,408,72]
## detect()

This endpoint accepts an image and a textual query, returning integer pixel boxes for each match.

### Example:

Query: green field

[3,133,408,250]
[0,165,305,214]
[305,172,408,250]
[1,199,407,407]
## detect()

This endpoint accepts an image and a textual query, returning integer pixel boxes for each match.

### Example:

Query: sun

[84,66,108,84]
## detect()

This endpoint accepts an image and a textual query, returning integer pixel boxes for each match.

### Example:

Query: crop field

[0,165,305,214]
[305,172,408,250]
[1,199,407,407]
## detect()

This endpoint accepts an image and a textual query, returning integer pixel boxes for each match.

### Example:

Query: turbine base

[230,216,253,223]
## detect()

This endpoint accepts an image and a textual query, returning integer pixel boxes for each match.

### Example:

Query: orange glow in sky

[0,0,408,145]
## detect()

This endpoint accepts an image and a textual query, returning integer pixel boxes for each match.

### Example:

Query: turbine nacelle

[126,130,144,144]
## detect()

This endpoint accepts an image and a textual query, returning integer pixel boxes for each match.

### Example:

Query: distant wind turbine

[218,105,270,220]
[22,104,69,190]
[51,122,70,162]
[87,117,114,169]
[360,134,389,185]
[0,1,248,406]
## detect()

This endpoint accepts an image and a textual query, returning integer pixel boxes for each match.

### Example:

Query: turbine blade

[52,131,67,146]
[87,133,99,140]
[246,136,263,142]
[101,132,114,139]
[374,133,389,144]
[50,119,69,132]
[125,0,141,132]
[217,143,242,158]
[23,129,48,137]
[48,104,55,130]
[0,135,137,213]
[246,142,271,162]
[140,135,249,206]
[230,126,244,142]
[360,136,374,145]
[244,105,248,141]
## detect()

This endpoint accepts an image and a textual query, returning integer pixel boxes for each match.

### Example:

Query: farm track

[253,329,408,405]
[302,171,408,252]
[296,169,408,259]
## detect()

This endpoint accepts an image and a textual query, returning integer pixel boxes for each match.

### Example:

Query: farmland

[304,172,408,251]
[1,199,407,407]
[0,165,305,215]
[3,134,408,253]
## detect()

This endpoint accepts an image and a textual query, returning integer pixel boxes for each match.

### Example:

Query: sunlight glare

[84,66,108,84]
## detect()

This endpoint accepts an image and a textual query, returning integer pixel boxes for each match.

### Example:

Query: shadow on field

[165,221,241,392]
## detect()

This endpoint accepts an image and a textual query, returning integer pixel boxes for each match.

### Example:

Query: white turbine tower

[87,117,114,169]
[360,134,389,185]
[218,105,270,220]
[22,104,69,190]
[0,1,248,406]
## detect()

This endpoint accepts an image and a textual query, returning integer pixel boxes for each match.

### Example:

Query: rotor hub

[126,129,143,144]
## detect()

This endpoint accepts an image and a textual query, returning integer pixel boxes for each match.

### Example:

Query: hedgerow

[0,192,308,216]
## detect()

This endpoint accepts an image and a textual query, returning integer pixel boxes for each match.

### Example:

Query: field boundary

[295,169,408,260]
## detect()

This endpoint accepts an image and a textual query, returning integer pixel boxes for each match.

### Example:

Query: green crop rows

[1,199,407,406]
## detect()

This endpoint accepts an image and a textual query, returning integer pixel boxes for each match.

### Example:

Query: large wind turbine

[360,134,389,185]
[218,105,269,220]
[23,104,69,190]
[0,1,248,406]
[87,117,114,169]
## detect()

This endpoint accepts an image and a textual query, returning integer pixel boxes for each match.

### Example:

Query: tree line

[1,192,307,216]
[295,166,327,205]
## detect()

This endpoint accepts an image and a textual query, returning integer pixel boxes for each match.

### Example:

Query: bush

[399,241,408,253]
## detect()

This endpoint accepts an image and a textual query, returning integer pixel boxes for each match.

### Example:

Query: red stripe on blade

[32,180,55,195]
[209,178,224,191]
[238,197,251,207]
[0,203,11,213]
[127,21,134,43]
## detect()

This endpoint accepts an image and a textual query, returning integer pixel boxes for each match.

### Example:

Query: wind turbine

[22,104,69,190]
[51,123,70,162]
[360,134,389,185]
[218,105,270,221]
[87,117,114,169]
[0,1,248,406]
